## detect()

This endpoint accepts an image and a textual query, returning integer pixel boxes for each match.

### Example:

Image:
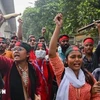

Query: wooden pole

[78,20,100,32]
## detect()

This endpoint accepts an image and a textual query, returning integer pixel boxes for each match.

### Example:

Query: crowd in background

[0,13,100,100]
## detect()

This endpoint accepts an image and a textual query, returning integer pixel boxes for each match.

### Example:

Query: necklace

[18,66,28,86]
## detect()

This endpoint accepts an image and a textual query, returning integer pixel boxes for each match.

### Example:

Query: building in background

[0,0,16,38]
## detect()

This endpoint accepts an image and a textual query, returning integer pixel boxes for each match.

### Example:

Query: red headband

[73,46,79,51]
[0,38,3,41]
[83,38,94,44]
[59,36,69,42]
[38,43,43,47]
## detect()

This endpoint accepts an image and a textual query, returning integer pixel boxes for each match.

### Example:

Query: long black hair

[81,66,94,86]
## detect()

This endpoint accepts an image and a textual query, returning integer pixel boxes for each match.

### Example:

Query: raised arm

[16,18,23,40]
[0,14,5,27]
[95,22,100,40]
[95,23,100,56]
[49,13,63,58]
[49,13,64,85]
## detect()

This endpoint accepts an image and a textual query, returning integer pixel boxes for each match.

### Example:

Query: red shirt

[29,50,36,61]
[32,59,54,100]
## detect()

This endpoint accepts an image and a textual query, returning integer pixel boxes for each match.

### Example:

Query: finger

[96,81,100,86]
[97,81,100,83]
[54,13,61,21]
[93,87,100,93]
[59,13,63,18]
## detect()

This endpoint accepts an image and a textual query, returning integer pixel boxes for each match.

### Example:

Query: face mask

[35,50,46,59]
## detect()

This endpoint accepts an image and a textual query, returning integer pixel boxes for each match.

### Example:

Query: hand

[54,13,63,27]
[91,81,100,94]
[17,17,23,25]
[41,27,46,34]
[35,94,41,100]
[94,21,100,30]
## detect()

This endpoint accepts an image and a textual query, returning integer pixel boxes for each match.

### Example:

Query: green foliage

[22,0,100,41]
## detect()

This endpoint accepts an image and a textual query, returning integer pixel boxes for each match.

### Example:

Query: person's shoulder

[5,50,12,54]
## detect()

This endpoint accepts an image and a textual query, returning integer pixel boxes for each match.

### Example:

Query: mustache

[61,44,69,48]
[86,48,92,50]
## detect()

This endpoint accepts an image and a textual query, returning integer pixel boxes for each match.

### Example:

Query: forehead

[14,46,24,49]
[29,37,36,40]
[84,42,93,46]
[61,39,68,42]
[68,51,82,56]
[11,39,17,42]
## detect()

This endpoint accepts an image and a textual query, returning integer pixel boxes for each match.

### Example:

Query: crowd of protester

[0,13,100,100]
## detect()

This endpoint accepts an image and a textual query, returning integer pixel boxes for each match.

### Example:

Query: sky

[14,0,37,26]
[14,0,37,14]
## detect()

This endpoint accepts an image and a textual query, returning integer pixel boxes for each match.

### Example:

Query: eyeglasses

[11,47,24,51]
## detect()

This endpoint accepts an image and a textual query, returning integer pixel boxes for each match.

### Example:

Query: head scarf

[15,41,31,53]
[65,45,81,57]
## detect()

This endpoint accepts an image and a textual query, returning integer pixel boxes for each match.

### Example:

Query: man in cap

[58,35,70,62]
[83,37,95,72]
[82,22,100,73]
[83,32,100,72]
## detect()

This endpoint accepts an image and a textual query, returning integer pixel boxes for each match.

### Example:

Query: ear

[27,52,30,58]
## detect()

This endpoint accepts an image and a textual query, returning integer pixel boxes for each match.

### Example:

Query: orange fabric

[49,54,100,100]
[2,50,13,59]
[50,53,64,85]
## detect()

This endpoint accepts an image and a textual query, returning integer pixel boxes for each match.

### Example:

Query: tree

[22,0,100,41]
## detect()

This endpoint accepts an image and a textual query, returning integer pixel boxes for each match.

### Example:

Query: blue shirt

[58,46,66,62]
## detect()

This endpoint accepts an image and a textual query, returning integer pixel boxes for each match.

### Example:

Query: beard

[61,44,69,53]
